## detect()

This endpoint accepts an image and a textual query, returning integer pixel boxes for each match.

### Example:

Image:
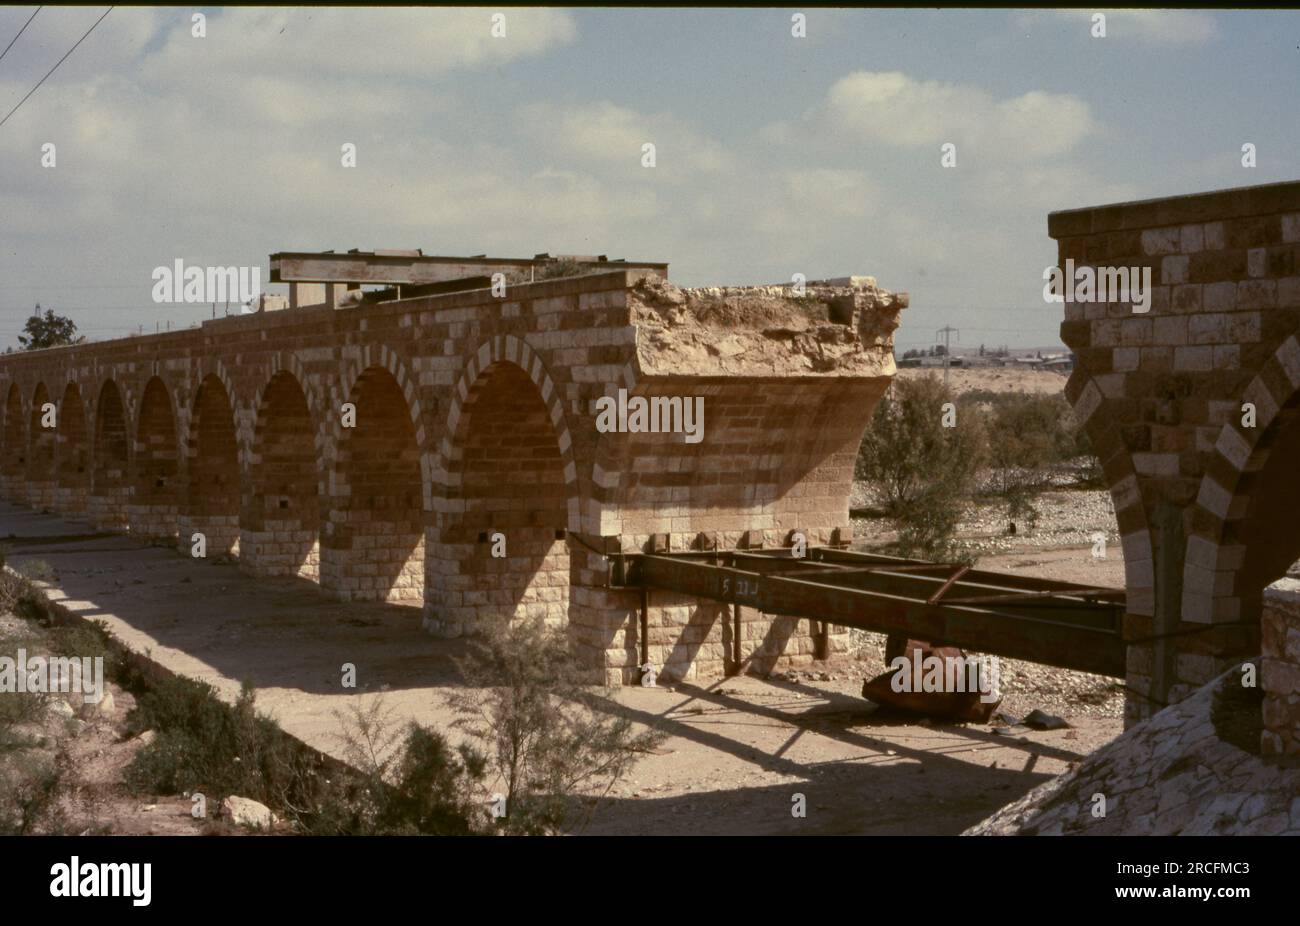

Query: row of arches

[0,358,574,630]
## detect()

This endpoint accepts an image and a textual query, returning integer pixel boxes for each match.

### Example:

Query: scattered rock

[220,796,277,830]
[79,690,115,719]
[47,699,76,720]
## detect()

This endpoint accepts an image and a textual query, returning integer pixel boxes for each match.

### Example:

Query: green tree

[985,393,1076,496]
[855,375,987,558]
[18,305,81,350]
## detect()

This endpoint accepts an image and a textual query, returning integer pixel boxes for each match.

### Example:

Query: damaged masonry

[0,248,908,685]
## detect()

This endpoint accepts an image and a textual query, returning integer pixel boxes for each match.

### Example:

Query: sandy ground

[0,495,1124,836]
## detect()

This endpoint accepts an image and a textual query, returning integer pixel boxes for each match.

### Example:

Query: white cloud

[520,101,733,176]
[820,71,1099,162]
[146,8,577,79]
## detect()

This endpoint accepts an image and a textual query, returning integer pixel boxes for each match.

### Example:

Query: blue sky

[1,7,1297,352]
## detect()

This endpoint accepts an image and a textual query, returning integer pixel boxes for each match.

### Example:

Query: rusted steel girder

[610,547,1126,678]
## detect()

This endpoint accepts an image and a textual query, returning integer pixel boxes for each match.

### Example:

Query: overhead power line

[0,6,41,66]
[0,6,111,130]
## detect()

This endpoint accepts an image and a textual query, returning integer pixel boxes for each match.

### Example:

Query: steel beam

[624,550,1126,677]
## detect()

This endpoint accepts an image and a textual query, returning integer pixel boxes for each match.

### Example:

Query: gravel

[850,483,1120,558]
[844,480,1125,720]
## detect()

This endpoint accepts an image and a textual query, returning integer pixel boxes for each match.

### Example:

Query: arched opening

[2,383,27,503]
[182,375,240,558]
[90,381,130,530]
[1232,400,1300,618]
[244,371,320,579]
[55,383,90,517]
[1206,384,1300,755]
[326,366,423,603]
[130,376,180,540]
[27,383,56,510]
[430,361,570,636]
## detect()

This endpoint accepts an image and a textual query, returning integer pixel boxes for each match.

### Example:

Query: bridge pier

[1053,179,1300,734]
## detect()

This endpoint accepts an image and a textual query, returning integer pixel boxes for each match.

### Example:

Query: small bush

[507,259,600,286]
[0,751,64,835]
[17,559,56,583]
[126,676,486,835]
[0,638,62,835]
[451,618,663,835]
[983,393,1076,494]
[320,697,486,836]
[125,677,315,814]
[0,566,52,625]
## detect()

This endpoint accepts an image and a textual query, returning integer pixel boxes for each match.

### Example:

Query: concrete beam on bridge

[269,249,670,288]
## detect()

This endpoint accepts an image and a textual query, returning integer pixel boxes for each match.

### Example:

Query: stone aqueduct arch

[0,269,901,684]
[1052,179,1300,738]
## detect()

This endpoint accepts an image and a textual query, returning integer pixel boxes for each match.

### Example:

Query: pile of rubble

[965,666,1300,835]
[630,277,906,376]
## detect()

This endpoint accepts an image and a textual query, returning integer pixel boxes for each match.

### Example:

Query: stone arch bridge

[0,251,904,685]
[6,181,1295,753]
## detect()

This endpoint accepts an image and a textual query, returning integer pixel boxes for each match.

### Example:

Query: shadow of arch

[325,364,424,604]
[55,381,90,517]
[2,383,27,503]
[427,358,573,637]
[91,380,131,530]
[130,376,181,540]
[182,373,241,557]
[1183,332,1300,633]
[243,369,323,580]
[27,382,56,509]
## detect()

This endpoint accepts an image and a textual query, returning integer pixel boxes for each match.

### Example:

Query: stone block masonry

[1052,179,1300,730]
[0,258,905,685]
